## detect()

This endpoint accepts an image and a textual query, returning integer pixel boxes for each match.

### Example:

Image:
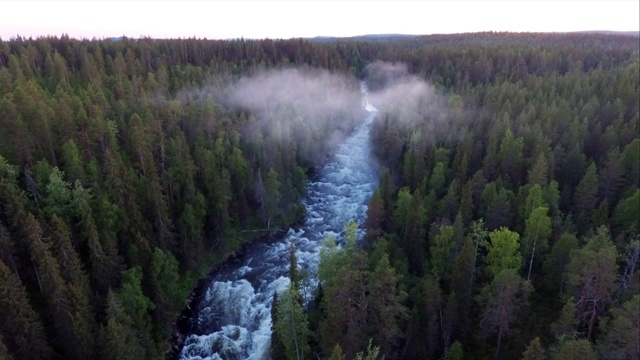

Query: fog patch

[225,68,364,135]
[365,61,462,143]
[221,67,366,164]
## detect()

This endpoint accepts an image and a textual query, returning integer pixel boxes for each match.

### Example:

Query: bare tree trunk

[494,325,503,360]
[587,303,597,340]
[33,262,42,292]
[527,240,537,281]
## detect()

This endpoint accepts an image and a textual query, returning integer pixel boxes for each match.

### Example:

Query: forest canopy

[0,32,638,360]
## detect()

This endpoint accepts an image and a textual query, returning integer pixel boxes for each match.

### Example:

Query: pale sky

[1,1,638,40]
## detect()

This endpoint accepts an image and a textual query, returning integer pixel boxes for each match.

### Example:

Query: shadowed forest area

[0,32,638,359]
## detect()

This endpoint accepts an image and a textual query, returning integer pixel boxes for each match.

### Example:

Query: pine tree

[497,129,525,187]
[573,163,598,233]
[0,333,12,360]
[49,215,89,288]
[451,237,476,339]
[523,207,552,280]
[527,153,549,187]
[364,189,385,245]
[613,189,640,235]
[326,344,346,360]
[522,337,546,360]
[550,298,578,338]
[264,168,281,229]
[150,247,183,341]
[289,243,299,291]
[479,269,530,360]
[449,340,463,360]
[354,339,385,360]
[276,285,310,360]
[24,213,94,359]
[597,294,639,359]
[0,260,53,359]
[403,189,426,276]
[270,293,287,360]
[551,338,597,360]
[543,232,578,295]
[368,254,406,357]
[430,225,456,281]
[318,225,368,358]
[0,220,17,275]
[566,227,618,339]
[117,266,156,353]
[99,290,146,360]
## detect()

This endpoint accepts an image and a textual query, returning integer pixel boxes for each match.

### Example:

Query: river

[179,83,378,360]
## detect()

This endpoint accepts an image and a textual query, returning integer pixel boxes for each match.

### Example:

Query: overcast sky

[1,1,638,40]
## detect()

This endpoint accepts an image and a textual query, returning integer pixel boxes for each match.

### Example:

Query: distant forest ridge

[2,29,638,43]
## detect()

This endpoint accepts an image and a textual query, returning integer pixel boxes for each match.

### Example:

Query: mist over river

[180,83,379,360]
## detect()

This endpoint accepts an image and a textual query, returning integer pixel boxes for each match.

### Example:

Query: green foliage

[497,129,525,187]
[354,339,385,360]
[289,243,300,290]
[326,344,346,360]
[270,293,287,360]
[368,254,407,355]
[543,232,578,295]
[597,294,640,359]
[0,260,54,359]
[566,227,618,339]
[523,207,552,279]
[264,168,282,228]
[574,163,599,233]
[100,291,147,360]
[486,227,523,278]
[479,269,530,359]
[550,297,578,338]
[522,337,546,360]
[118,266,155,327]
[393,187,412,232]
[403,189,427,275]
[551,338,597,360]
[275,285,310,360]
[365,189,385,243]
[449,340,463,360]
[620,139,639,189]
[613,188,640,235]
[430,225,455,280]
[150,247,183,329]
[318,221,406,359]
[345,219,358,249]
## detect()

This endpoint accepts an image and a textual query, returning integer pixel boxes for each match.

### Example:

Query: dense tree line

[272,32,639,360]
[0,32,638,359]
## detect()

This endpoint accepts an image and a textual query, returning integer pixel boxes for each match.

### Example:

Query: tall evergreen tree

[0,260,53,360]
[566,227,618,339]
[479,269,530,360]
[275,285,310,360]
[270,293,287,360]
[523,206,552,280]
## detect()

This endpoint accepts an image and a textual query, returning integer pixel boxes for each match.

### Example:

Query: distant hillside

[309,31,639,42]
[308,34,421,42]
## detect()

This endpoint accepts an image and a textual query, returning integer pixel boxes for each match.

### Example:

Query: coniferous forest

[0,32,638,360]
